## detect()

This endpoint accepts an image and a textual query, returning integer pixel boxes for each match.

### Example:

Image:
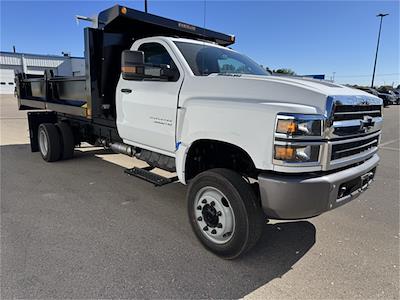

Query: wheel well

[185,140,258,181]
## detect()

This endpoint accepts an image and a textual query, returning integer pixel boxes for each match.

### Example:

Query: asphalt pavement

[1,94,399,299]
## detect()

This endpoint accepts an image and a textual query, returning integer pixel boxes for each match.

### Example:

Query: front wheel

[187,168,264,259]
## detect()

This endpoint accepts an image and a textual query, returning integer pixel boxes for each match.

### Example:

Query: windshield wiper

[208,73,242,77]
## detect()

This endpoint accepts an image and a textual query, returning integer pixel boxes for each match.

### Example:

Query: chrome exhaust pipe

[109,142,136,157]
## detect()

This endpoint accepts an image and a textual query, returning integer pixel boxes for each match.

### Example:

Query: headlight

[274,145,320,163]
[274,114,324,165]
[276,114,323,137]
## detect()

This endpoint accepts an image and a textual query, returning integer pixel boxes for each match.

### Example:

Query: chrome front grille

[333,105,382,121]
[324,95,383,170]
[327,95,383,139]
[331,134,379,160]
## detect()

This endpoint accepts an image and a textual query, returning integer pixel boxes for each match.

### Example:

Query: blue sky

[1,0,399,86]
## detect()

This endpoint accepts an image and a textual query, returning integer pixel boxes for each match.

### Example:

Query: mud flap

[27,111,57,152]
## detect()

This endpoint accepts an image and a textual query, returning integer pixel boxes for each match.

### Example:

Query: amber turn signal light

[276,119,298,134]
[121,66,137,73]
[274,146,296,160]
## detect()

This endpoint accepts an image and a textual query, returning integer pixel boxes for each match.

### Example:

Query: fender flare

[175,139,256,184]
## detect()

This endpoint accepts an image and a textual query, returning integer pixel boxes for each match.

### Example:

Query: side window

[138,42,179,81]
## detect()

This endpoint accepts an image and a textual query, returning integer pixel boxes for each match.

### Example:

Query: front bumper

[258,154,379,219]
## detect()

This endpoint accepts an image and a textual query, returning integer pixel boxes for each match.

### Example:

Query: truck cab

[15,5,382,259]
[116,33,381,212]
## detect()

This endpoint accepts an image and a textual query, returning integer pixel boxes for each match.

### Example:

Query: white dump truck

[15,5,382,259]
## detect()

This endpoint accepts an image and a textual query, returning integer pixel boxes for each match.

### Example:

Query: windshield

[174,41,268,76]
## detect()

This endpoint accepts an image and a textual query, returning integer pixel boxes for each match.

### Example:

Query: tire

[187,168,264,259]
[56,122,75,160]
[38,123,61,162]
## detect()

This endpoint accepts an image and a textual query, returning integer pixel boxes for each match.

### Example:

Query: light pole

[371,13,389,88]
[145,0,148,13]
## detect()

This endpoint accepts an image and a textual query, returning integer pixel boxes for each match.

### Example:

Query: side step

[124,166,178,186]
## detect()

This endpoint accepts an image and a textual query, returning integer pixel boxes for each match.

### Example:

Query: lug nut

[197,216,202,221]
[211,229,217,234]
[202,199,207,204]
[217,223,222,228]
[197,206,202,210]
[210,201,215,206]
[203,226,208,231]
[217,211,222,216]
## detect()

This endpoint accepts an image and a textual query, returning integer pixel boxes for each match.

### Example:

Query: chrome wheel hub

[194,186,235,244]
[39,129,48,156]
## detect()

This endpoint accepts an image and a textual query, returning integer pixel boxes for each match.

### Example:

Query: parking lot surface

[1,94,399,299]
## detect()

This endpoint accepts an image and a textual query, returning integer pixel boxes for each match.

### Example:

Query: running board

[124,166,178,186]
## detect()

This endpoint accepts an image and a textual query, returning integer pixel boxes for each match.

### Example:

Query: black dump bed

[16,71,87,117]
[15,4,234,124]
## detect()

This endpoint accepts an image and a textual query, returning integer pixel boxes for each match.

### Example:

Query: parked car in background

[356,87,396,106]
[377,86,400,105]
[389,90,400,104]
[379,91,397,106]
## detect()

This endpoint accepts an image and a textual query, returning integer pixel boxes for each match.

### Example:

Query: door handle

[121,88,132,94]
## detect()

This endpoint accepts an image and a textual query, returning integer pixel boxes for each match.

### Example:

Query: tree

[273,68,296,75]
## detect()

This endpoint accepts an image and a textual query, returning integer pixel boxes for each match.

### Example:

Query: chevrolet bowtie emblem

[361,116,375,129]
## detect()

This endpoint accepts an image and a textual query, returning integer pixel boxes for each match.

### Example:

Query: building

[0,51,85,94]
[301,74,325,80]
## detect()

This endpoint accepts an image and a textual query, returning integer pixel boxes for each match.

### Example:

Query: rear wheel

[187,168,264,259]
[56,122,75,160]
[38,123,61,162]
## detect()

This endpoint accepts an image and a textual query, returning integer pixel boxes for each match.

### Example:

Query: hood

[180,74,378,115]
[223,74,375,97]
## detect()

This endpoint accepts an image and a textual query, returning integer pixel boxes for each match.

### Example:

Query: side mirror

[121,50,145,80]
[121,50,179,81]
[159,64,179,81]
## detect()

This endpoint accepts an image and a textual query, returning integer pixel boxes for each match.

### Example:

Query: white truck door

[116,41,183,154]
